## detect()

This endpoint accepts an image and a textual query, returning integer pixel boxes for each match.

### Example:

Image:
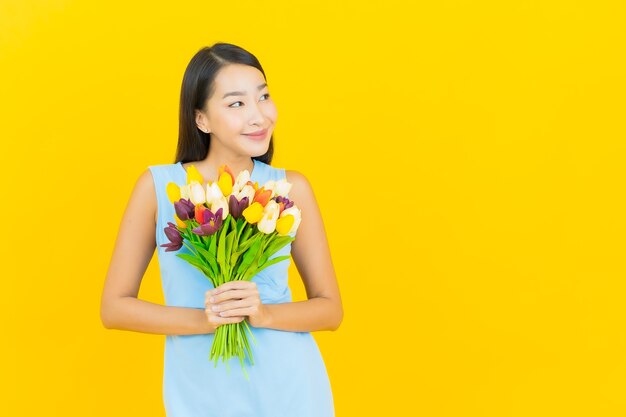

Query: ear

[195,109,211,133]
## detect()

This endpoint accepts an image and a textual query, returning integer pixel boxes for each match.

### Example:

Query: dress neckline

[176,159,259,182]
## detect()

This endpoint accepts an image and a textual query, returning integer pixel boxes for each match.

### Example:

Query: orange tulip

[252,187,272,207]
[195,204,207,224]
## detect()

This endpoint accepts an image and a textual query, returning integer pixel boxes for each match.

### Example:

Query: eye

[228,93,270,108]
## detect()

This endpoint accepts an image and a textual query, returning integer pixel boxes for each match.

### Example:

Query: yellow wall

[1,1,624,415]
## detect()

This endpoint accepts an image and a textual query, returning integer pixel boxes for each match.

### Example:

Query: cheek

[218,110,246,131]
[264,102,278,123]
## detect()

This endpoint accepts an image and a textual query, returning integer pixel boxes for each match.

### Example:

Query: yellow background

[1,1,625,415]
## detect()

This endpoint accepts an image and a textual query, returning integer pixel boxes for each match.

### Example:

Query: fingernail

[209,297,215,303]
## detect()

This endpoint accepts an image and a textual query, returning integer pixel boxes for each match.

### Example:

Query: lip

[243,128,268,137]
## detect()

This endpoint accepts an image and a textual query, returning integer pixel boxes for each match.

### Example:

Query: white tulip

[210,196,230,221]
[234,170,251,193]
[179,184,191,201]
[261,180,277,198]
[274,178,292,197]
[206,182,224,206]
[257,200,280,234]
[234,184,256,206]
[189,181,206,205]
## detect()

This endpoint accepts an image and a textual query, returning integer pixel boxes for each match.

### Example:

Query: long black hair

[174,43,274,165]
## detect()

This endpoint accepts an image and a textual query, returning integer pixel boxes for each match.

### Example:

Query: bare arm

[100,169,241,335]
[256,170,344,332]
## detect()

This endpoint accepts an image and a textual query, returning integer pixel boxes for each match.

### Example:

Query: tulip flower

[161,222,183,252]
[275,214,294,236]
[274,196,294,215]
[257,200,280,234]
[192,207,223,236]
[273,178,292,197]
[261,180,276,197]
[195,204,208,224]
[252,187,272,207]
[174,198,195,221]
[217,169,234,197]
[186,165,204,185]
[218,164,236,184]
[234,184,256,206]
[166,182,181,203]
[228,195,249,220]
[179,184,190,200]
[233,169,251,194]
[210,196,230,221]
[206,182,225,207]
[189,181,206,205]
[242,201,264,224]
[280,206,302,235]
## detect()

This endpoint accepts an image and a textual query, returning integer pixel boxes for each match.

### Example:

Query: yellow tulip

[217,171,233,197]
[280,206,302,235]
[186,165,204,185]
[166,182,181,203]
[242,201,264,224]
[275,214,294,236]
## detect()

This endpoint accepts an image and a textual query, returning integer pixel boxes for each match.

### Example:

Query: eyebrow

[222,83,268,99]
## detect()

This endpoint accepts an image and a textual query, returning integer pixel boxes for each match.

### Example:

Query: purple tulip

[228,195,249,220]
[161,221,183,252]
[275,195,294,210]
[192,207,223,236]
[174,198,195,221]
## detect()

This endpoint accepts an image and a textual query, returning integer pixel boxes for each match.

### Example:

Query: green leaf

[241,240,267,281]
[240,223,255,242]
[224,229,237,277]
[257,255,291,273]
[190,242,218,277]
[237,234,262,275]
[217,219,229,271]
[209,233,217,258]
[176,253,216,283]
[259,235,295,265]
[230,234,259,259]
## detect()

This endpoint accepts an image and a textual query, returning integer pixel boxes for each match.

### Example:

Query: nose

[248,102,266,127]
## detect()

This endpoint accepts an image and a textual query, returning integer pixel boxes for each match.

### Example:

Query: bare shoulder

[285,169,314,201]
[136,168,156,193]
[131,168,158,224]
[134,168,156,201]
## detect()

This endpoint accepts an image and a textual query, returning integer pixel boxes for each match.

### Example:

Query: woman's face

[197,63,277,157]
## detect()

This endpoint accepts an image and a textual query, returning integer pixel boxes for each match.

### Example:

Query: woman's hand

[204,294,245,331]
[205,281,270,329]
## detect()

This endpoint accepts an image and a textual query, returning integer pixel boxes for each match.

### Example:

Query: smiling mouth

[243,128,268,136]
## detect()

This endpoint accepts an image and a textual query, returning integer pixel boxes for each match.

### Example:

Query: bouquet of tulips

[160,162,301,379]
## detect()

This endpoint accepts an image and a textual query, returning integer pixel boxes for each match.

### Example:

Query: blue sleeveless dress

[148,159,335,417]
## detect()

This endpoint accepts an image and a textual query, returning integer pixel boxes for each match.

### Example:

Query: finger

[204,308,245,323]
[208,289,254,304]
[218,306,258,318]
[213,281,256,294]
[209,299,249,313]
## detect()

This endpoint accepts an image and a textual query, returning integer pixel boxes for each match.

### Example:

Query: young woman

[100,43,343,416]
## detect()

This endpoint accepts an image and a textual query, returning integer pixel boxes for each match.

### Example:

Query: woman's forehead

[214,65,265,93]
